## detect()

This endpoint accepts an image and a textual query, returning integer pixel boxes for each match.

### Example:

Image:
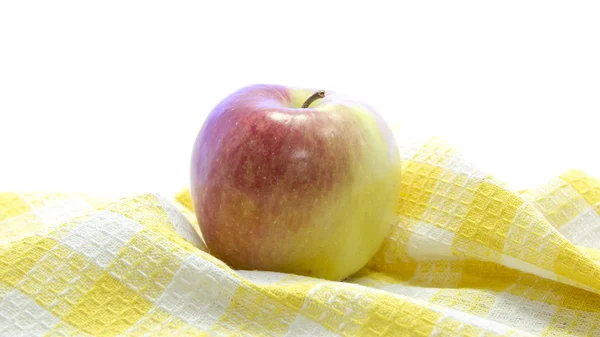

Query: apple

[190,84,401,281]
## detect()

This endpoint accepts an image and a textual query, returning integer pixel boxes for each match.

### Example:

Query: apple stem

[301,90,326,108]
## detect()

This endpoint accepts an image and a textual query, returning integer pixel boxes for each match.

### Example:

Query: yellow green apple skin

[190,84,401,280]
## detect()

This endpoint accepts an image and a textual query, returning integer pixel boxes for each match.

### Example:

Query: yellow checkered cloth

[2,134,600,337]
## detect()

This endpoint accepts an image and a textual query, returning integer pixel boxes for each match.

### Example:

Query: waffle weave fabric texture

[2,134,600,336]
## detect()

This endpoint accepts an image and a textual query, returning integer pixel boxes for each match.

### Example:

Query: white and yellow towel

[2,133,600,336]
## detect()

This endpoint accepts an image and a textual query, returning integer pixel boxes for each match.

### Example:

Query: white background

[1,1,599,197]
